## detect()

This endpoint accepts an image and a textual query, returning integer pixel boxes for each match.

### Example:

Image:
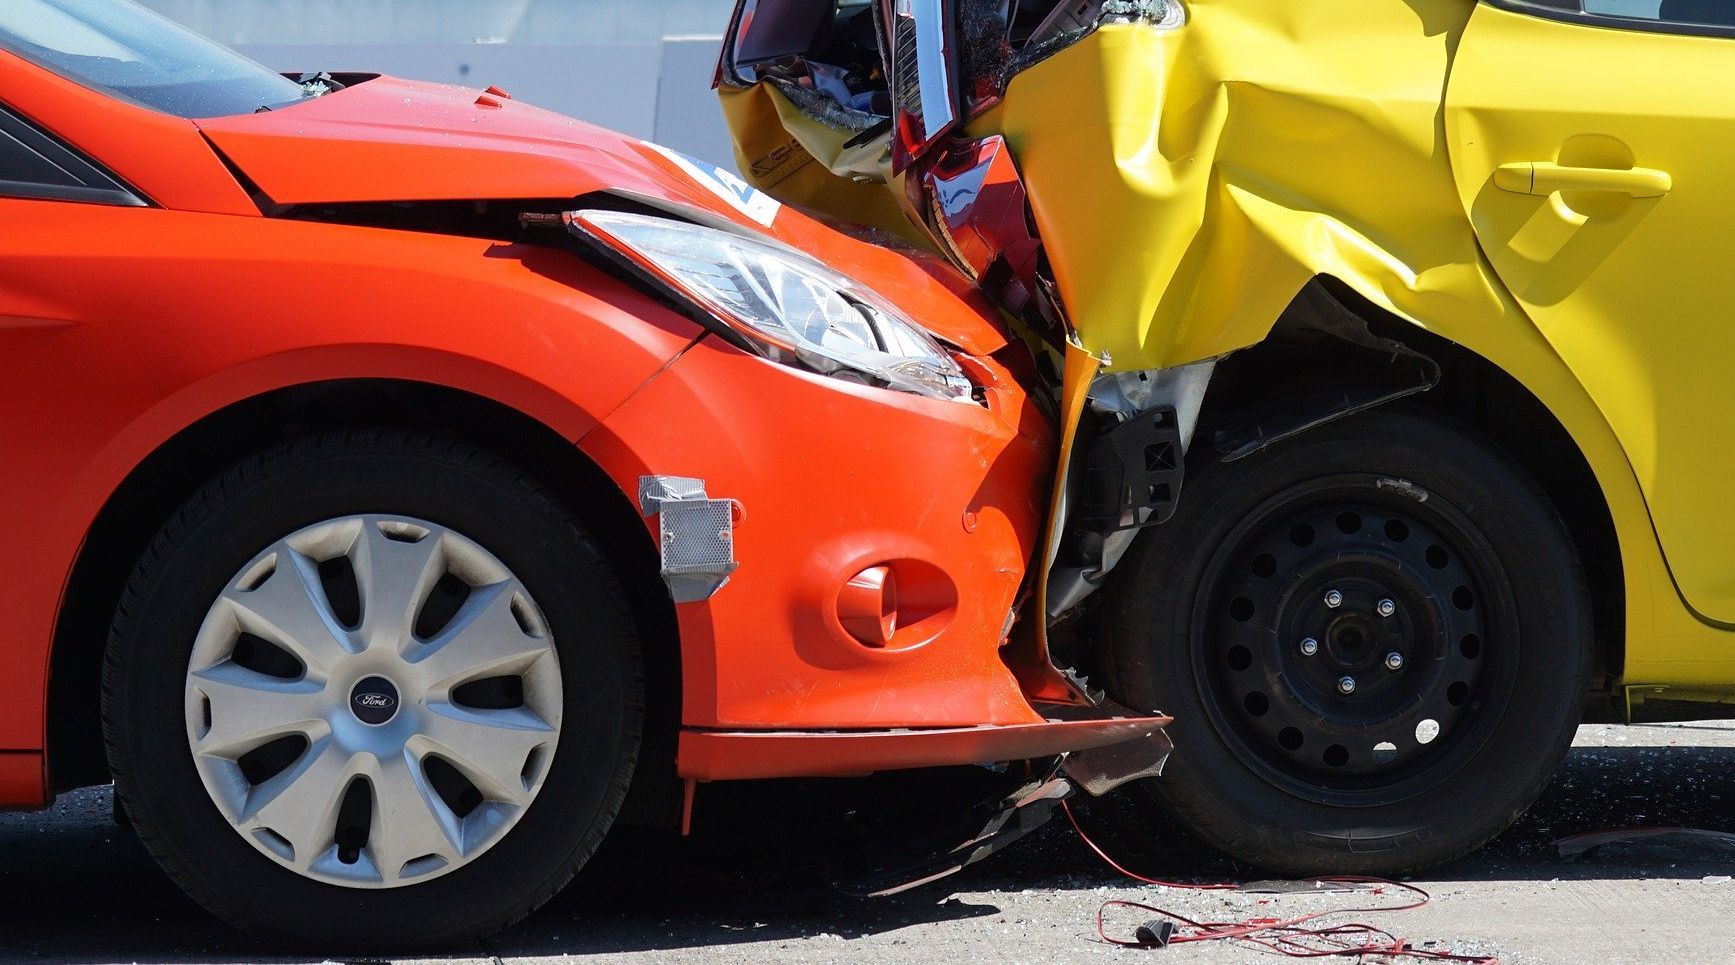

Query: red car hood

[198,76,1008,355]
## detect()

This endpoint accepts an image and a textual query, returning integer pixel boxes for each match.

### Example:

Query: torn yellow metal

[999,6,1496,373]
[999,338,1102,705]
[717,82,922,241]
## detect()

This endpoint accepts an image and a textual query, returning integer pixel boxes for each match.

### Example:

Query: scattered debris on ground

[1,723,1732,963]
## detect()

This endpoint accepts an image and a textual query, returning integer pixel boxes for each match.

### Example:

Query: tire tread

[1101,408,1592,876]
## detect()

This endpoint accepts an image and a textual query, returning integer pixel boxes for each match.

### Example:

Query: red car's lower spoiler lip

[676,715,1172,781]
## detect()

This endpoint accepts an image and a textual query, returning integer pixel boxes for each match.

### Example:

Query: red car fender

[585,333,1056,734]
[0,199,702,769]
[63,343,635,529]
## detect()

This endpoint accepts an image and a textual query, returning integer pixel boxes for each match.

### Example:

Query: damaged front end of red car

[194,61,1167,890]
[555,164,1175,882]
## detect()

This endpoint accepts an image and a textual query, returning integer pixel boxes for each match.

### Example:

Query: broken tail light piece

[566,208,976,404]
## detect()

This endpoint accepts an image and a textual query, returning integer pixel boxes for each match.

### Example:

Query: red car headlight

[566,209,976,404]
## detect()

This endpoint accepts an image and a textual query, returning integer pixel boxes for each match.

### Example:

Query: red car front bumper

[585,332,1167,781]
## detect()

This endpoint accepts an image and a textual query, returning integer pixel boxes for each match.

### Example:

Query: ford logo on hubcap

[350,677,400,725]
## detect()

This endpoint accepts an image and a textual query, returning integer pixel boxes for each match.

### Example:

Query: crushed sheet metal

[717,79,922,243]
[833,776,1074,897]
[1006,338,1105,704]
[1061,727,1173,797]
[639,475,738,603]
[999,1,1514,373]
[1003,0,1185,89]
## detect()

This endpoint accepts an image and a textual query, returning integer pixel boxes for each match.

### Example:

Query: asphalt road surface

[3,721,1733,964]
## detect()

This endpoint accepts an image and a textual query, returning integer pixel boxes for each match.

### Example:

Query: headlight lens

[567,210,976,404]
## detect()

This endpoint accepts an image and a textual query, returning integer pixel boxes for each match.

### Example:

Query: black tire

[1102,408,1591,876]
[102,431,644,951]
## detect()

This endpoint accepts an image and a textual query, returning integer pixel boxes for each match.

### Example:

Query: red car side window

[0,102,141,206]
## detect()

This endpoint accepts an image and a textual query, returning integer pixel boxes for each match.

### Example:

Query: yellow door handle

[1495,162,1673,198]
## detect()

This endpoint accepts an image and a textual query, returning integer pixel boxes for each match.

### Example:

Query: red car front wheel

[103,431,643,950]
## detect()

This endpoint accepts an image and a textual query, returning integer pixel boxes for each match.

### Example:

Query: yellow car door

[1447,0,1735,623]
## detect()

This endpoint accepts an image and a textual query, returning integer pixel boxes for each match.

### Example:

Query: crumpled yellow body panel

[718,82,924,242]
[996,0,1733,699]
[999,4,1500,370]
[1448,7,1735,633]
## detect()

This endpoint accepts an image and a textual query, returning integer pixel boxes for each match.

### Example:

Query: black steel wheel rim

[1188,473,1520,808]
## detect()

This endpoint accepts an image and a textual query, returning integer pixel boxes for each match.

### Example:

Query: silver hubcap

[184,515,563,888]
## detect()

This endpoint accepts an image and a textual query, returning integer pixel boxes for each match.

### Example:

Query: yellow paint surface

[1448,5,1735,637]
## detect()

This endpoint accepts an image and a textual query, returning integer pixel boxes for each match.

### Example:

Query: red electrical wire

[1061,799,1238,890]
[1061,800,1499,963]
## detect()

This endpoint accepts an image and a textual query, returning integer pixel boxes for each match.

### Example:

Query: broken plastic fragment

[294,71,344,98]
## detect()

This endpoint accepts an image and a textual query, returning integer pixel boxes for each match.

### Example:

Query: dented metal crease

[999,0,1513,375]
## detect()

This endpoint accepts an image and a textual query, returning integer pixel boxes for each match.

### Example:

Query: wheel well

[1196,278,1625,703]
[47,380,682,819]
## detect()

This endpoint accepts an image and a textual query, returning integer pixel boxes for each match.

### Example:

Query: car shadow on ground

[1,730,1731,963]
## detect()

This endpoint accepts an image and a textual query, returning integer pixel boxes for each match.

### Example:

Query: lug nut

[1299,637,1320,657]
[1385,651,1405,671]
[1337,676,1357,695]
[1324,589,1344,608]
[1377,598,1397,618]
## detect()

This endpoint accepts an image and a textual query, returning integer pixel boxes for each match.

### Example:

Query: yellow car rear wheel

[1103,408,1591,875]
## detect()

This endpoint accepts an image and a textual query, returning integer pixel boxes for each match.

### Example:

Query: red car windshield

[0,0,309,118]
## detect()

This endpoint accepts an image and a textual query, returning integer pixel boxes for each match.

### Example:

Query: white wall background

[134,1,741,168]
[137,0,738,45]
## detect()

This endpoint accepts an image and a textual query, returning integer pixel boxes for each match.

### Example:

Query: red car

[0,0,1167,950]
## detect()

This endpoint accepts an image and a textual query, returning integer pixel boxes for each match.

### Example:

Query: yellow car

[719,0,1735,874]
